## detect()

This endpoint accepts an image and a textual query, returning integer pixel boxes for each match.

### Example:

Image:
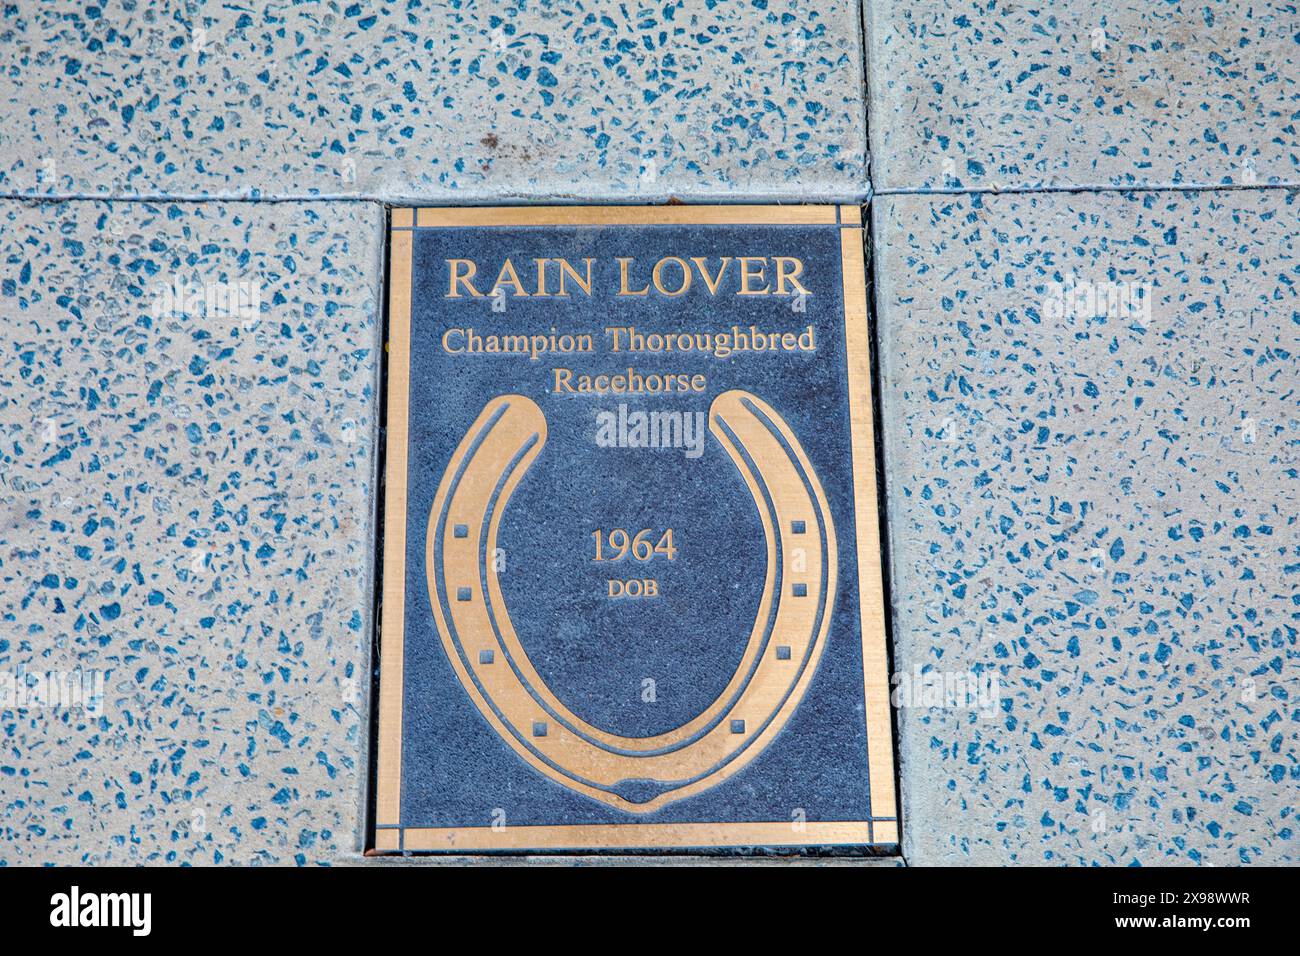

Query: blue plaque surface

[374,206,896,852]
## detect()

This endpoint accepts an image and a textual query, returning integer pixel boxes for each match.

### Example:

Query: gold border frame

[374,204,897,852]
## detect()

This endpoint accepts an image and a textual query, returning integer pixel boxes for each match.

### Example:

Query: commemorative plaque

[373,206,897,852]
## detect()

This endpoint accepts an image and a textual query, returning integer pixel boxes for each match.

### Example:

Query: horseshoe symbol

[426,390,837,813]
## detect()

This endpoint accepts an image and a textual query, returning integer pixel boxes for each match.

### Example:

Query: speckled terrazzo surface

[874,189,1298,864]
[0,0,867,201]
[0,199,383,863]
[866,1,1300,191]
[1,0,1297,866]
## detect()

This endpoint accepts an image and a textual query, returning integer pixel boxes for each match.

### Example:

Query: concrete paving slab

[0,198,384,864]
[0,1,867,202]
[873,188,1298,864]
[866,1,1300,191]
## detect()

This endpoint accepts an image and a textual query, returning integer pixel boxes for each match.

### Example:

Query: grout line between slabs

[873,180,1299,198]
[2,179,1298,208]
